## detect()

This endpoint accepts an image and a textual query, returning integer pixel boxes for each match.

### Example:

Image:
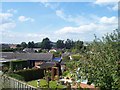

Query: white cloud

[55,16,118,35]
[7,9,17,13]
[0,22,16,31]
[1,31,48,43]
[112,4,118,11]
[94,0,118,11]
[56,10,100,25]
[0,13,16,31]
[0,13,13,21]
[56,10,65,19]
[100,16,117,24]
[1,15,118,43]
[55,23,96,34]
[40,2,59,10]
[95,0,118,4]
[18,16,34,22]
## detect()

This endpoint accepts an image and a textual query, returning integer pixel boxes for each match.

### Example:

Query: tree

[56,40,64,49]
[78,29,120,89]
[16,44,21,48]
[74,40,84,50]
[21,42,27,48]
[65,39,74,49]
[28,41,35,48]
[34,42,41,48]
[41,37,52,50]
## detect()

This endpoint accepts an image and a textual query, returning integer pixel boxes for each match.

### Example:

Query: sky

[0,0,118,44]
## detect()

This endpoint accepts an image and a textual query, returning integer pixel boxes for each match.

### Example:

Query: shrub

[8,73,24,81]
[62,71,69,77]
[72,54,81,61]
[15,68,44,81]
[62,56,70,62]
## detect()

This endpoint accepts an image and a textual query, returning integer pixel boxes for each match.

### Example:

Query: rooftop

[0,52,53,62]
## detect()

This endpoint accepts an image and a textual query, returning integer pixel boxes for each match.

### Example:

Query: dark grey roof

[0,52,53,61]
[38,62,56,69]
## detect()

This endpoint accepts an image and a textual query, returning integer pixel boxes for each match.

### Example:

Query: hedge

[2,60,28,71]
[15,68,44,81]
[8,73,25,81]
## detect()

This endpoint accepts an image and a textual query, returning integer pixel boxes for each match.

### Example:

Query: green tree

[56,40,64,49]
[65,39,74,49]
[78,29,120,89]
[16,44,21,48]
[41,37,52,50]
[21,42,27,48]
[74,40,84,50]
[34,42,41,48]
[28,41,35,48]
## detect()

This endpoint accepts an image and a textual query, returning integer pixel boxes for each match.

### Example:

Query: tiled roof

[72,83,99,90]
[0,52,53,61]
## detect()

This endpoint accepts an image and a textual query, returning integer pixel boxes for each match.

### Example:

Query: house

[0,52,53,69]
[23,48,35,53]
[0,44,10,49]
[23,48,41,53]
[33,48,41,52]
[0,52,63,80]
[9,44,17,49]
[49,49,57,52]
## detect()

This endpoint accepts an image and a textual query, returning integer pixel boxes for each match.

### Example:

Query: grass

[27,79,66,89]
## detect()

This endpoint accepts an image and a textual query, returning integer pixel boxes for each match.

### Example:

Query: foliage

[3,60,28,71]
[41,37,52,50]
[62,71,69,77]
[27,79,65,89]
[74,40,84,50]
[21,42,27,48]
[56,40,65,49]
[53,51,61,57]
[65,39,74,49]
[8,73,24,81]
[78,29,120,89]
[62,56,70,62]
[28,41,35,48]
[15,68,44,81]
[2,48,15,52]
[34,42,41,48]
[72,54,81,61]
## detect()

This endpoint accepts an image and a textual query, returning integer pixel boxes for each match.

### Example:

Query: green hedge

[2,60,28,71]
[15,68,44,81]
[8,73,25,81]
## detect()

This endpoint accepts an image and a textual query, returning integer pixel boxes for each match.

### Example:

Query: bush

[15,68,44,81]
[62,56,70,62]
[72,54,81,61]
[8,73,24,81]
[62,71,69,76]
[2,60,28,72]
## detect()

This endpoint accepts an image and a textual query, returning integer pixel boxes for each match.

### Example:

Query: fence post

[1,75,37,90]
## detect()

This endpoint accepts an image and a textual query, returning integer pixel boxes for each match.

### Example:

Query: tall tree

[21,42,27,48]
[78,29,120,89]
[74,40,84,50]
[56,40,64,49]
[65,39,74,49]
[34,42,41,48]
[28,41,35,48]
[41,37,52,49]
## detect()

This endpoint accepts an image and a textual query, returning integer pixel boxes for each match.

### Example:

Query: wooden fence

[0,75,39,90]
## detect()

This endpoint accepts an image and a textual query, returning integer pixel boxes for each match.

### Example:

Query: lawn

[27,79,66,89]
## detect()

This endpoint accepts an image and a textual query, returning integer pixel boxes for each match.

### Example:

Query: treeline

[17,37,85,50]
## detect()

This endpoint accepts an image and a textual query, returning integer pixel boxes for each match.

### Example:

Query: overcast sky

[0,0,118,44]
